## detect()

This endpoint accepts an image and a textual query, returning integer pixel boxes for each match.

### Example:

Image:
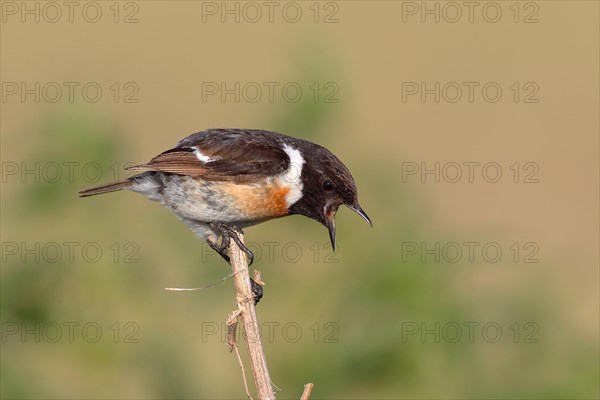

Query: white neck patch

[280,144,305,207]
[192,147,215,163]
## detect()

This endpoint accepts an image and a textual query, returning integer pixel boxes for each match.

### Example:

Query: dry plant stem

[227,310,253,400]
[226,310,241,353]
[300,383,314,400]
[234,346,253,400]
[229,232,276,400]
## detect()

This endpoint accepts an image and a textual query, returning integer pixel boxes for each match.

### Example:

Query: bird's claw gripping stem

[208,223,261,304]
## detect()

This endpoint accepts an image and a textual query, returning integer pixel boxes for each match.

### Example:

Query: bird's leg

[212,224,254,266]
[206,223,232,263]
[206,222,263,304]
[226,227,261,304]
[210,223,261,303]
[223,226,255,267]
[206,236,230,264]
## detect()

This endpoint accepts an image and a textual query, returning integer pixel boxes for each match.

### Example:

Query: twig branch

[300,383,314,400]
[164,271,239,291]
[229,232,276,400]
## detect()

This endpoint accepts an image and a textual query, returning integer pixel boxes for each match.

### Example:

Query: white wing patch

[193,147,215,163]
[279,144,305,207]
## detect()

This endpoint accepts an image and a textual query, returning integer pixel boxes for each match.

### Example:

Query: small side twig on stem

[227,310,253,400]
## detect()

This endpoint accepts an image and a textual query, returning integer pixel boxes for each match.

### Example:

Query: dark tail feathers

[78,179,132,197]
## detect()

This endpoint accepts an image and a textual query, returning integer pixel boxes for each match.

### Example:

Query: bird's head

[288,143,371,250]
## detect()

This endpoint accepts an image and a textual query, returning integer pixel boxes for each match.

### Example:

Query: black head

[288,142,371,250]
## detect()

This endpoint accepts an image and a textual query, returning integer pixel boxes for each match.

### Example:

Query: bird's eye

[323,180,334,191]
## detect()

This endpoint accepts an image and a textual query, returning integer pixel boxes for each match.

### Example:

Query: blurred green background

[1,2,598,399]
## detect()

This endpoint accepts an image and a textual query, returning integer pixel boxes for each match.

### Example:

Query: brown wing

[127,129,290,183]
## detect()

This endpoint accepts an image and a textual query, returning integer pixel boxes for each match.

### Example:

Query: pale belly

[159,175,290,223]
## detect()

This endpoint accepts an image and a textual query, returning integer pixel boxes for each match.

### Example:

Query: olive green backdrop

[1,1,598,399]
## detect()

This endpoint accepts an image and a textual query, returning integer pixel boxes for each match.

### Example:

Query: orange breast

[266,185,291,216]
[220,180,291,220]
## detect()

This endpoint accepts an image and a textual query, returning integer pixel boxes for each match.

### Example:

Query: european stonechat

[79,129,371,299]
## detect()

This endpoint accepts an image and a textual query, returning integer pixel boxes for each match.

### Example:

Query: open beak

[348,203,372,227]
[325,207,337,251]
[325,203,372,252]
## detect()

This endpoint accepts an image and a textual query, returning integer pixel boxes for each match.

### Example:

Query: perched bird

[79,129,371,299]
